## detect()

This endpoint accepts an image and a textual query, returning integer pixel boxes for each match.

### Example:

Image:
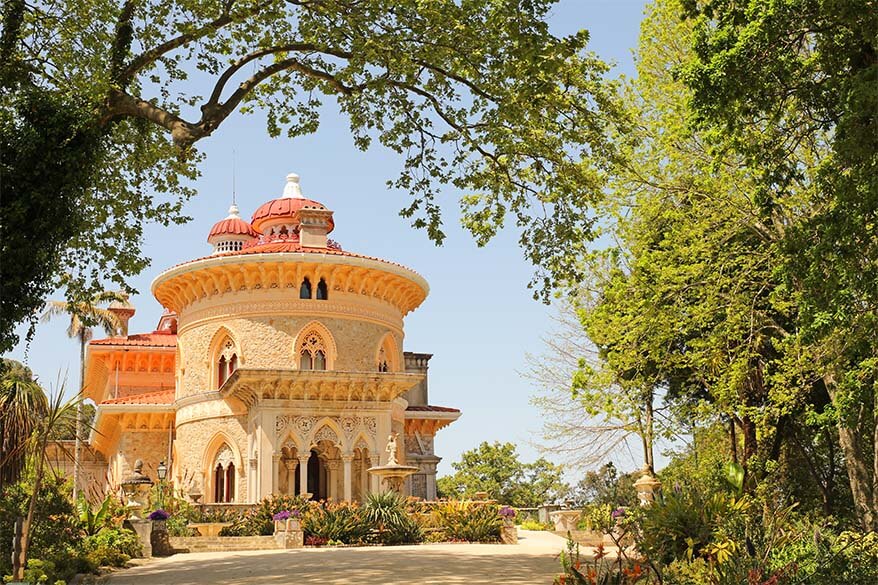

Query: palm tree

[41,290,129,498]
[11,381,79,581]
[0,359,48,491]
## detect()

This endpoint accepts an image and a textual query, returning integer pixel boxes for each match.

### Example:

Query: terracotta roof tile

[406,405,461,413]
[101,389,175,405]
[91,333,177,348]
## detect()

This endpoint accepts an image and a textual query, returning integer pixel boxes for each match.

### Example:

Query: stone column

[271,452,281,495]
[342,454,354,501]
[258,412,274,499]
[370,456,380,494]
[327,460,339,500]
[285,460,298,496]
[298,454,310,497]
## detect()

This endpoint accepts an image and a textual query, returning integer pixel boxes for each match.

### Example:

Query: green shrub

[433,501,501,542]
[81,528,141,568]
[363,492,423,545]
[518,519,553,531]
[0,475,83,582]
[302,501,371,544]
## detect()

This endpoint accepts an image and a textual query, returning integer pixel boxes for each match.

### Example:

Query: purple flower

[148,509,170,521]
[291,509,302,518]
[273,510,292,521]
[611,507,625,519]
[498,506,516,518]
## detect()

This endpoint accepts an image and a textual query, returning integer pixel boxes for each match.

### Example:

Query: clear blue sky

[8,0,650,479]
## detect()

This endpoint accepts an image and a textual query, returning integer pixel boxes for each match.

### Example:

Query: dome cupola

[250,173,335,246]
[208,203,259,254]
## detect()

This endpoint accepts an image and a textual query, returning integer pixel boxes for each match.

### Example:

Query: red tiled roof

[251,198,334,233]
[406,405,461,413]
[91,333,177,348]
[208,217,259,239]
[101,389,175,405]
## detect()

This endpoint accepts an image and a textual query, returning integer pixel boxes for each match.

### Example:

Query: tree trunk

[824,374,876,531]
[13,428,48,580]
[729,416,739,464]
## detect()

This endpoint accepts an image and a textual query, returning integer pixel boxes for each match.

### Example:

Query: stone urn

[120,459,154,520]
[634,467,662,506]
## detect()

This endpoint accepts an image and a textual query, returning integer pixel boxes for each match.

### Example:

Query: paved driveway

[105,531,569,585]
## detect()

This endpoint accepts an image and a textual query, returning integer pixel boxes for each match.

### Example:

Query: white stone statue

[386,432,399,465]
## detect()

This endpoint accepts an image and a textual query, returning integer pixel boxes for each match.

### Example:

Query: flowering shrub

[499,506,516,519]
[147,509,170,521]
[554,537,654,585]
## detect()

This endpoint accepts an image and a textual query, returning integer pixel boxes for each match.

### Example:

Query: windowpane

[300,277,312,299]
[316,278,328,300]
[314,350,326,370]
[300,351,312,370]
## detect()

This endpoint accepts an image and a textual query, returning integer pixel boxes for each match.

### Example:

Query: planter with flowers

[148,509,170,531]
[498,506,518,544]
[273,510,304,548]
[147,509,173,556]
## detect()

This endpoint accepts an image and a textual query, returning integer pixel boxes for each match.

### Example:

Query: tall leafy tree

[437,441,568,507]
[572,0,831,495]
[680,0,878,530]
[0,0,627,353]
[40,291,128,499]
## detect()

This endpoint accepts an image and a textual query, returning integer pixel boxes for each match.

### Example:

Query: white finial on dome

[282,173,304,199]
[226,203,241,219]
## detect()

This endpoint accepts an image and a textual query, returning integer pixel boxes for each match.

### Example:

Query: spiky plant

[0,359,48,490]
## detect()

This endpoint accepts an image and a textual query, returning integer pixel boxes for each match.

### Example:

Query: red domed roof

[251,197,334,231]
[207,204,259,241]
[209,216,259,238]
[250,173,335,233]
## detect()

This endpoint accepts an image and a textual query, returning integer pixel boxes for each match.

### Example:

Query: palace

[77,173,460,503]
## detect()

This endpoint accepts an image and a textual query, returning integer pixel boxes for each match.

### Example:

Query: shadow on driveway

[107,541,564,585]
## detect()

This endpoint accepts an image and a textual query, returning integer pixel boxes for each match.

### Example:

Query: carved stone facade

[79,174,460,503]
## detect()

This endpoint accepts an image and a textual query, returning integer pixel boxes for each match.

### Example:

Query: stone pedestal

[150,522,173,557]
[500,524,518,545]
[274,529,304,548]
[128,519,153,558]
[549,510,582,532]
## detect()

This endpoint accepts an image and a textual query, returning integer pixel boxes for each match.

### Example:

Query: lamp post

[156,460,168,509]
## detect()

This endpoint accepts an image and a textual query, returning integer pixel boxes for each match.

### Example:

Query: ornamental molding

[176,395,245,425]
[274,414,377,452]
[177,297,403,335]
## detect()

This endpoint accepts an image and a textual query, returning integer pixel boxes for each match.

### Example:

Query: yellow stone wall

[176,288,405,399]
[174,415,249,502]
[114,430,171,484]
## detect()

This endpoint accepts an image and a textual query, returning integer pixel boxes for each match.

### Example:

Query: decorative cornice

[151,253,428,317]
[220,368,423,407]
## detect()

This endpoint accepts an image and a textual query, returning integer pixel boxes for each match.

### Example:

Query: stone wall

[178,311,400,398]
[174,415,249,502]
[115,430,171,485]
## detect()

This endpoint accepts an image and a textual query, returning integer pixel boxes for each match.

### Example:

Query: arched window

[299,331,328,371]
[212,444,235,503]
[300,277,312,299]
[376,334,398,372]
[316,278,328,300]
[215,337,238,388]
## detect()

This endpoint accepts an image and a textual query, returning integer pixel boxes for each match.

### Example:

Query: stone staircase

[168,536,280,553]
